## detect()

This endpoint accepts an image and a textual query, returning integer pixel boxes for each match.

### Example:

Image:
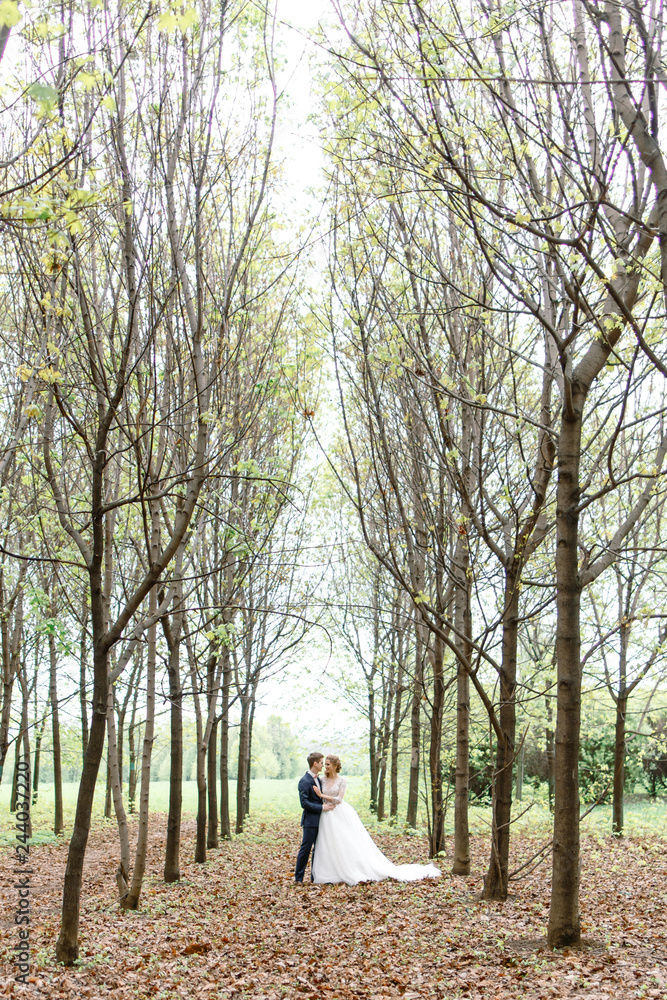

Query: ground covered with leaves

[1,816,666,999]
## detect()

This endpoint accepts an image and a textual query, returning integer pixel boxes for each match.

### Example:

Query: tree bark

[127,668,141,814]
[546,696,555,812]
[123,583,158,910]
[429,634,446,857]
[79,614,89,763]
[164,634,183,881]
[0,612,15,787]
[516,742,524,803]
[10,728,21,812]
[451,534,471,876]
[32,698,49,805]
[195,739,208,862]
[236,693,251,834]
[11,659,31,830]
[19,669,32,837]
[406,619,424,827]
[612,692,627,836]
[104,760,113,819]
[207,718,219,848]
[244,694,255,819]
[219,644,232,840]
[107,682,130,897]
[193,645,222,862]
[390,654,405,820]
[0,565,25,787]
[162,572,184,883]
[368,687,378,813]
[55,640,109,964]
[548,411,583,949]
[377,651,395,823]
[483,571,519,899]
[377,751,387,821]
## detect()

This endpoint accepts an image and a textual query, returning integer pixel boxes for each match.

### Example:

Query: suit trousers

[295,825,318,882]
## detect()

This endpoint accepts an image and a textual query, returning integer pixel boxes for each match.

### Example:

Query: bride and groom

[294,751,441,885]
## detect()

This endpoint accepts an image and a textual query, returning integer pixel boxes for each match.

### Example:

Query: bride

[311,754,441,886]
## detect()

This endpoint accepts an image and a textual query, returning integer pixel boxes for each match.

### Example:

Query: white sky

[254,0,329,223]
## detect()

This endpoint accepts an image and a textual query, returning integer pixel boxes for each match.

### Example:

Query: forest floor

[0,816,666,1000]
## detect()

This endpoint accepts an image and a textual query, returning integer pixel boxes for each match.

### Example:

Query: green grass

[1,775,664,846]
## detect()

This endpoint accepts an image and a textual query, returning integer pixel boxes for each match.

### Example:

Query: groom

[294,751,334,883]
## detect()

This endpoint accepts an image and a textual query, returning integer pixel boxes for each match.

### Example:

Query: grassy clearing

[1,774,665,847]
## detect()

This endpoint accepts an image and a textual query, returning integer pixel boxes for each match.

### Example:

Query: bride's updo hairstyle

[326,754,342,773]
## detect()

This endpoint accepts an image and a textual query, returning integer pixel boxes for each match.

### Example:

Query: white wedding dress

[311,776,441,886]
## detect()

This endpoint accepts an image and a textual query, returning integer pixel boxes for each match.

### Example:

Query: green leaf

[77,71,99,90]
[157,11,178,32]
[28,83,59,109]
[178,7,199,29]
[0,0,21,28]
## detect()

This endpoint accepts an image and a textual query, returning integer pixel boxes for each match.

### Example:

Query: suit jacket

[298,771,323,828]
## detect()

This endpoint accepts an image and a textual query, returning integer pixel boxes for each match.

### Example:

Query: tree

[326,0,667,946]
[329,545,412,817]
[584,483,667,834]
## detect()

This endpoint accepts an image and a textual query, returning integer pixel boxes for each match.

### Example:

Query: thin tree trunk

[5,589,25,808]
[429,634,446,857]
[612,615,630,837]
[128,724,138,812]
[107,681,130,898]
[207,718,219,848]
[406,622,423,828]
[104,760,113,819]
[0,623,15,787]
[55,639,109,964]
[368,689,378,813]
[79,616,89,763]
[546,696,555,812]
[102,505,116,823]
[194,739,209,860]
[244,690,255,819]
[451,533,471,876]
[127,663,141,814]
[547,412,583,949]
[18,666,32,838]
[164,629,183,882]
[192,639,222,863]
[123,583,158,911]
[0,566,24,786]
[32,697,49,805]
[162,567,185,883]
[483,572,519,900]
[390,655,405,820]
[377,753,387,821]
[236,694,251,834]
[219,644,232,840]
[612,692,627,836]
[10,730,21,812]
[377,657,395,822]
[47,630,64,836]
[516,743,524,803]
[194,653,211,864]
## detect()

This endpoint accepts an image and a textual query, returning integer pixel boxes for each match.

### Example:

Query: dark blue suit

[294,771,323,882]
